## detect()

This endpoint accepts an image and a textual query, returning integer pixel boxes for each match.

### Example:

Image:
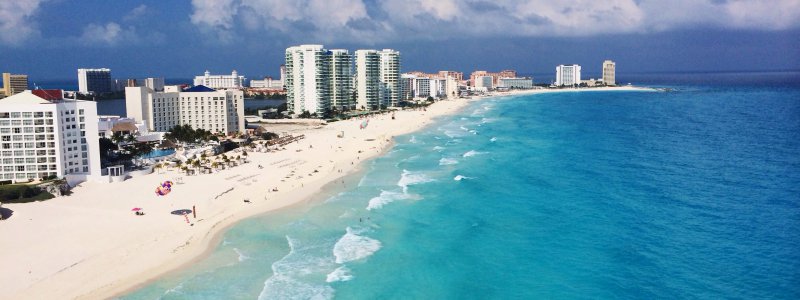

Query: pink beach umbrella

[131,207,142,212]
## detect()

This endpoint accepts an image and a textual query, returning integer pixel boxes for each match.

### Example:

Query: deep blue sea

[121,72,800,299]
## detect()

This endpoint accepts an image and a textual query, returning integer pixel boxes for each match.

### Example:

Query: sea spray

[332,227,382,264]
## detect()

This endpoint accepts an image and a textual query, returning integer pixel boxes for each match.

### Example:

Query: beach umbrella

[171,209,193,215]
[131,207,142,211]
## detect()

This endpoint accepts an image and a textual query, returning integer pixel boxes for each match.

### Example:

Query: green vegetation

[164,124,217,144]
[0,184,55,203]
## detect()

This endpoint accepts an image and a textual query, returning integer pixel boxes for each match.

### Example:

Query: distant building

[474,75,493,89]
[2,73,29,96]
[125,85,244,134]
[78,68,113,94]
[498,77,534,89]
[555,65,581,86]
[379,49,401,107]
[193,70,245,89]
[144,78,165,91]
[603,60,616,86]
[470,70,516,86]
[355,49,381,110]
[0,90,101,184]
[330,49,353,110]
[285,45,331,116]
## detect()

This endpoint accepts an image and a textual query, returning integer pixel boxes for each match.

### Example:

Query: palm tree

[211,161,219,170]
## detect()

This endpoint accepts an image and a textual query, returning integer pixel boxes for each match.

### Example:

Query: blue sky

[1,0,799,81]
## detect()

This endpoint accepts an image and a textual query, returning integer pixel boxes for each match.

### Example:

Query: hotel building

[498,77,534,89]
[78,68,113,94]
[285,45,331,116]
[125,85,245,135]
[603,60,616,86]
[2,73,29,97]
[355,49,381,110]
[330,49,354,110]
[379,49,401,107]
[193,70,246,89]
[0,90,101,184]
[555,64,581,87]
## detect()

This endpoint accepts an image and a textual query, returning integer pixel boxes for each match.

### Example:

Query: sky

[1,0,799,82]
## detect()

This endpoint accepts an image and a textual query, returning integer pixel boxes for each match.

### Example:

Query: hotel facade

[603,60,616,86]
[0,90,101,184]
[78,68,113,94]
[125,85,245,135]
[2,73,29,97]
[285,45,331,116]
[555,64,582,86]
[193,70,246,89]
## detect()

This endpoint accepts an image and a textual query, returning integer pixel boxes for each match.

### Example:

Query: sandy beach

[0,86,646,299]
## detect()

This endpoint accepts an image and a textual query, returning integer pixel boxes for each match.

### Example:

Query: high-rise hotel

[285,45,332,116]
[285,44,401,116]
[0,90,101,184]
[125,85,245,135]
[603,60,616,86]
[555,64,582,87]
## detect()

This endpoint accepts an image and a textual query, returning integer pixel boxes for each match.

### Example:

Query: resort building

[555,64,581,87]
[469,70,516,86]
[78,68,113,94]
[0,90,101,184]
[474,75,493,89]
[355,49,381,110]
[285,44,331,116]
[498,77,534,89]
[193,70,246,89]
[144,77,166,92]
[379,49,401,107]
[603,60,616,86]
[2,73,29,97]
[330,49,354,110]
[125,85,245,135]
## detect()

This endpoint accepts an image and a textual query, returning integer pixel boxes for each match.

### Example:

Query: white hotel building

[555,64,582,87]
[0,90,101,184]
[125,85,245,135]
[355,49,381,110]
[285,45,331,116]
[193,70,246,89]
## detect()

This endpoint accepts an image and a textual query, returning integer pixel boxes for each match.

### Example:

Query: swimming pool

[139,149,175,159]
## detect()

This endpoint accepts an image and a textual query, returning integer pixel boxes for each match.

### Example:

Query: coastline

[0,86,647,299]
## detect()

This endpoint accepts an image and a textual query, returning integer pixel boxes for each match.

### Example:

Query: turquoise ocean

[122,72,800,299]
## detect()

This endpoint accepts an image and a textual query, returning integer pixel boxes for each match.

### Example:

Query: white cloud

[188,0,800,43]
[0,0,46,46]
[79,22,139,46]
[123,4,148,22]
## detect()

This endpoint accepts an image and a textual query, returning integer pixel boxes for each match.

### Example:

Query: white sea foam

[397,169,434,193]
[460,125,469,131]
[469,130,478,135]
[409,136,418,143]
[490,137,497,142]
[454,175,472,181]
[258,236,335,300]
[367,190,415,210]
[463,150,484,158]
[439,157,459,165]
[481,117,495,124]
[326,266,354,283]
[233,247,250,262]
[433,146,445,152]
[333,227,382,264]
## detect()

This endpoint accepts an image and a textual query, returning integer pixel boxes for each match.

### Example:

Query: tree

[299,110,312,118]
[427,96,434,102]
[99,138,117,160]
[110,131,125,145]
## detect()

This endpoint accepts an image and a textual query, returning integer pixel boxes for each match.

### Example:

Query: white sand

[0,86,647,299]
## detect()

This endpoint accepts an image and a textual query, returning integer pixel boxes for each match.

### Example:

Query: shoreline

[0,86,648,299]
